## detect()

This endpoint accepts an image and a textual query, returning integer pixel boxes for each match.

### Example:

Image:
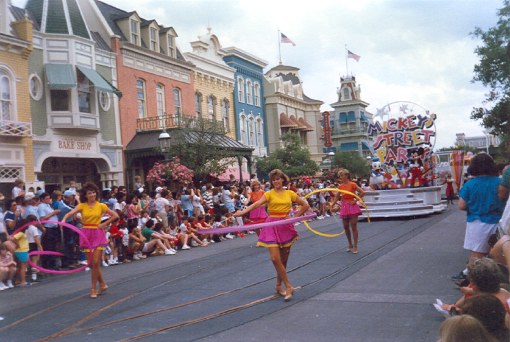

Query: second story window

[195,92,202,118]
[150,27,158,51]
[246,80,252,105]
[208,95,216,121]
[130,19,139,45]
[50,90,70,112]
[222,99,229,132]
[254,82,260,106]
[237,77,244,103]
[0,70,12,120]
[173,88,182,115]
[136,79,146,118]
[156,84,165,116]
[77,71,91,113]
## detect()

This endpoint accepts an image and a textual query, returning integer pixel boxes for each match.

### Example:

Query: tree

[256,133,319,180]
[471,0,510,149]
[331,151,370,179]
[165,117,240,182]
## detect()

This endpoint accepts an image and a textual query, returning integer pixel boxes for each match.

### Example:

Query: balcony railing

[0,119,32,137]
[136,114,225,132]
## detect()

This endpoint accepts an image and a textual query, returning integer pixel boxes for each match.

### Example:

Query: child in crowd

[152,222,178,252]
[181,217,207,247]
[25,215,42,281]
[128,225,146,260]
[169,221,189,250]
[194,215,214,243]
[120,223,130,262]
[141,219,175,255]
[108,220,124,265]
[10,222,29,286]
[0,243,16,290]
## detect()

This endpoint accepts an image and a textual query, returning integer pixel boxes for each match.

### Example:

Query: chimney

[11,16,33,58]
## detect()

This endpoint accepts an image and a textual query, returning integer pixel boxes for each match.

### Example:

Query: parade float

[360,101,447,219]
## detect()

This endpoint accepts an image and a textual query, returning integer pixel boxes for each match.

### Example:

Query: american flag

[347,50,361,62]
[280,32,296,46]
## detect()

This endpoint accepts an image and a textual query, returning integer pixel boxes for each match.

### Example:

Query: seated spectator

[194,215,213,243]
[490,235,510,284]
[141,219,175,255]
[179,217,207,247]
[459,294,510,341]
[0,242,16,290]
[438,315,493,342]
[438,257,510,328]
[168,222,190,250]
[128,225,146,261]
[152,222,178,252]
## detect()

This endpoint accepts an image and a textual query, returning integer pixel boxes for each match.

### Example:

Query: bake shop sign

[56,137,96,153]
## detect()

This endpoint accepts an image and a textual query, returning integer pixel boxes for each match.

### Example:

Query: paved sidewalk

[203,206,468,342]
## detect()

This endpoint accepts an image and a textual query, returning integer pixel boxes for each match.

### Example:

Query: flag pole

[345,44,349,76]
[278,29,282,65]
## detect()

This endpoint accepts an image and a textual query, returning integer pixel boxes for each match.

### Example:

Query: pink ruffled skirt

[249,207,268,221]
[340,202,361,218]
[257,216,298,248]
[80,228,108,252]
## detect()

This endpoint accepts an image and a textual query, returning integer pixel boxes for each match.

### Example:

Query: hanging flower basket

[146,159,194,186]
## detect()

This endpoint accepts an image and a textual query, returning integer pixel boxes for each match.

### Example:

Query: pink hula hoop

[12,220,92,275]
[197,213,316,235]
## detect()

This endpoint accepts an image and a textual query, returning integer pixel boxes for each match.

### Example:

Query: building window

[208,95,216,121]
[240,114,247,144]
[29,74,43,101]
[173,88,182,115]
[254,82,260,107]
[342,87,351,101]
[257,118,263,147]
[237,77,244,103]
[130,19,139,45]
[246,80,252,105]
[150,27,158,51]
[77,71,91,113]
[0,70,12,120]
[167,35,175,58]
[248,116,255,145]
[50,90,70,111]
[136,79,146,118]
[156,84,165,116]
[195,92,202,118]
[99,91,110,111]
[222,99,229,132]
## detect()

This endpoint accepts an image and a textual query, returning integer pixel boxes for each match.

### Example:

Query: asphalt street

[0,205,467,341]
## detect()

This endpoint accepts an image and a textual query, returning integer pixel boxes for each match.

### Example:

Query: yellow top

[14,232,29,252]
[77,202,108,228]
[264,189,298,217]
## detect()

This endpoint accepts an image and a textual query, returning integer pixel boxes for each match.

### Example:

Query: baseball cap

[63,189,76,197]
[155,186,163,193]
[25,192,35,200]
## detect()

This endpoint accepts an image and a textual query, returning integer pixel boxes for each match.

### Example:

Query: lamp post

[158,130,171,157]
[328,151,335,170]
[482,129,490,154]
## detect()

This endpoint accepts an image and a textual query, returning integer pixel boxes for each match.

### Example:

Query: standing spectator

[459,153,505,260]
[4,199,21,237]
[25,214,42,282]
[57,190,78,268]
[38,193,61,270]
[23,193,40,219]
[180,189,194,217]
[445,173,455,205]
[499,162,510,201]
[221,185,235,214]
[125,193,142,231]
[154,190,171,228]
[11,178,25,199]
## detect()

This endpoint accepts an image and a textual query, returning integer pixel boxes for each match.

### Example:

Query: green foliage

[471,1,510,138]
[256,133,319,179]
[331,151,370,178]
[164,117,237,181]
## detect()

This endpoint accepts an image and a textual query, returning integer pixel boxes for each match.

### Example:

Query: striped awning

[45,63,77,89]
[280,113,297,128]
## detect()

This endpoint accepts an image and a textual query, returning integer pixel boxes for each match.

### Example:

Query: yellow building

[0,2,34,197]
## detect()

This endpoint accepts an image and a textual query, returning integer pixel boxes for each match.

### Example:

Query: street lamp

[158,130,171,154]
[328,151,335,170]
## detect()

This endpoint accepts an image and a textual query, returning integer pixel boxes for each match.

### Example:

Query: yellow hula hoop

[302,188,370,238]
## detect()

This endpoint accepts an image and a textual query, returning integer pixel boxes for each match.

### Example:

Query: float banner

[368,114,436,164]
[451,150,464,191]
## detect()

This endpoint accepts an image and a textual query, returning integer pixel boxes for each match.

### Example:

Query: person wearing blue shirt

[459,153,505,260]
[38,192,61,270]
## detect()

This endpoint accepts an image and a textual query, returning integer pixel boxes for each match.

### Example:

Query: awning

[360,112,368,122]
[214,167,250,182]
[76,65,116,93]
[362,141,372,151]
[298,117,314,131]
[340,142,358,151]
[45,63,77,89]
[280,113,297,128]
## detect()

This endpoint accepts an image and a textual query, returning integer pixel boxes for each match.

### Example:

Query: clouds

[11,0,502,148]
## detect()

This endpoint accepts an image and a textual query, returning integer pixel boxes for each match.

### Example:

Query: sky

[12,0,504,149]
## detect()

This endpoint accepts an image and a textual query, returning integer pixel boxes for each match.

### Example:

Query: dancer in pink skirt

[234,169,309,301]
[62,182,118,298]
[331,168,364,254]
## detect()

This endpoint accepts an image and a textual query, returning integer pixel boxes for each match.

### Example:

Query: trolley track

[0,212,449,341]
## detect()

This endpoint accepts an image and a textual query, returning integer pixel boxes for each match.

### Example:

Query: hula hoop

[197,213,317,235]
[302,188,370,238]
[11,220,92,275]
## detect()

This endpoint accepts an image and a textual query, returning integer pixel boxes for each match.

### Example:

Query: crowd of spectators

[436,154,510,341]
[0,176,343,289]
